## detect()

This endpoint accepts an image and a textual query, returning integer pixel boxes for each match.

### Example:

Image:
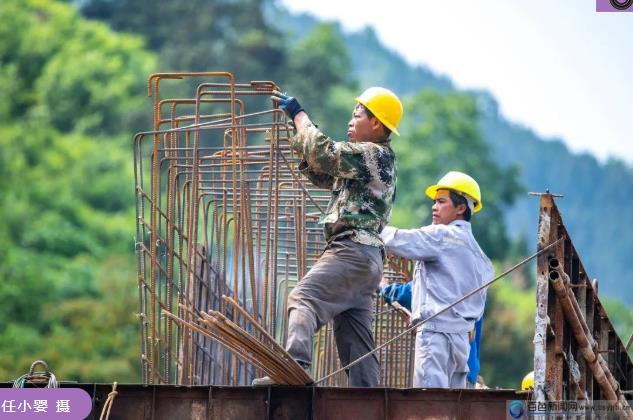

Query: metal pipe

[548,263,632,419]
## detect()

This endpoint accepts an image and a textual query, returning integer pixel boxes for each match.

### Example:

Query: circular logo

[610,0,633,10]
[509,400,526,419]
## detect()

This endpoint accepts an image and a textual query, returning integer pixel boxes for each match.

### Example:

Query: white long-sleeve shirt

[380,220,493,333]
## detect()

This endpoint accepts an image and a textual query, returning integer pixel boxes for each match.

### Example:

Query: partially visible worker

[381,281,484,388]
[379,171,493,388]
[253,87,403,386]
[521,371,534,390]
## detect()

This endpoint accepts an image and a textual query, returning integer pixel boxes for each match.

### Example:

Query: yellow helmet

[425,171,483,213]
[521,371,534,390]
[355,87,403,136]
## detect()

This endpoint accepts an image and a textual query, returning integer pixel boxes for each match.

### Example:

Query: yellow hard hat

[355,87,403,136]
[425,171,483,213]
[521,371,534,390]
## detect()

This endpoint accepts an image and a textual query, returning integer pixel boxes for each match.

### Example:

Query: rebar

[134,72,414,386]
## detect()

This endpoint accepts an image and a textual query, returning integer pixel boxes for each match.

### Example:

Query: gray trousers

[414,330,470,388]
[285,238,383,387]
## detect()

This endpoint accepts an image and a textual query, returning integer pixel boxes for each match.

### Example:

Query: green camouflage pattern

[291,123,396,248]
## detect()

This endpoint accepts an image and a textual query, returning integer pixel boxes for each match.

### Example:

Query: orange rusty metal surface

[533,193,633,414]
[16,383,523,420]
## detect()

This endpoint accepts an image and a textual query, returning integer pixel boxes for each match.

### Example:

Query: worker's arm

[380,281,412,310]
[291,124,372,180]
[270,91,333,188]
[272,91,372,180]
[298,159,334,190]
[380,225,445,261]
[293,111,311,134]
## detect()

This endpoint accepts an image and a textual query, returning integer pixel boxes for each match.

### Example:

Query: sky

[280,0,633,164]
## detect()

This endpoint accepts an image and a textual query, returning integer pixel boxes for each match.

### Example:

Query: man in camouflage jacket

[254,88,403,386]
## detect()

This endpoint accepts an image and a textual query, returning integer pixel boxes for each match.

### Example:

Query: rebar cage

[134,72,414,386]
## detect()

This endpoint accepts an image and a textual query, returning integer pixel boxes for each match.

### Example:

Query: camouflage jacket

[290,123,397,248]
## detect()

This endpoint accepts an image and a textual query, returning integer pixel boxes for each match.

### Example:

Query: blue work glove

[271,90,304,120]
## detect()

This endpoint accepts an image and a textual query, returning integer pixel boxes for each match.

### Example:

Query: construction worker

[379,171,493,388]
[253,87,403,386]
[381,281,485,388]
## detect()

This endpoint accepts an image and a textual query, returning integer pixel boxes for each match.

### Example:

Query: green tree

[602,298,633,359]
[1,0,153,134]
[80,0,286,84]
[392,90,523,260]
[0,254,140,382]
[0,121,141,380]
[79,1,358,139]
[0,0,152,381]
[479,277,535,389]
[283,23,357,138]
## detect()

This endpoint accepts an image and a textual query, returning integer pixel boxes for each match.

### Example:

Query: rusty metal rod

[136,73,416,386]
[548,263,632,419]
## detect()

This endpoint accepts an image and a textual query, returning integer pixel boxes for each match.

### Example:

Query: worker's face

[431,190,466,225]
[347,104,381,143]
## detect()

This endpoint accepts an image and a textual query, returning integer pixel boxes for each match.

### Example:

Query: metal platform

[0,383,524,419]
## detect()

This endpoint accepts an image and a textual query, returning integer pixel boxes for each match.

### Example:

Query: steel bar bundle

[133,72,414,386]
[162,299,311,385]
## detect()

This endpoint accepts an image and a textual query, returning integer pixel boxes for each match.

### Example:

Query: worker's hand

[272,91,304,120]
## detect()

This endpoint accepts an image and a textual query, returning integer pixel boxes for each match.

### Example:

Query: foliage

[283,23,357,138]
[478,95,633,303]
[81,0,286,84]
[480,273,535,389]
[0,0,151,381]
[0,257,139,382]
[268,7,454,95]
[602,298,633,360]
[0,0,153,134]
[393,90,523,259]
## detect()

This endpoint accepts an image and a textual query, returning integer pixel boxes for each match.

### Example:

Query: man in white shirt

[380,171,493,388]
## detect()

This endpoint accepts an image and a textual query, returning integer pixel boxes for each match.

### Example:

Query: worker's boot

[300,362,313,380]
[252,376,276,386]
[252,362,312,386]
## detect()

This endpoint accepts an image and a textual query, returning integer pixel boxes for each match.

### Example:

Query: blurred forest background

[1,0,632,388]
